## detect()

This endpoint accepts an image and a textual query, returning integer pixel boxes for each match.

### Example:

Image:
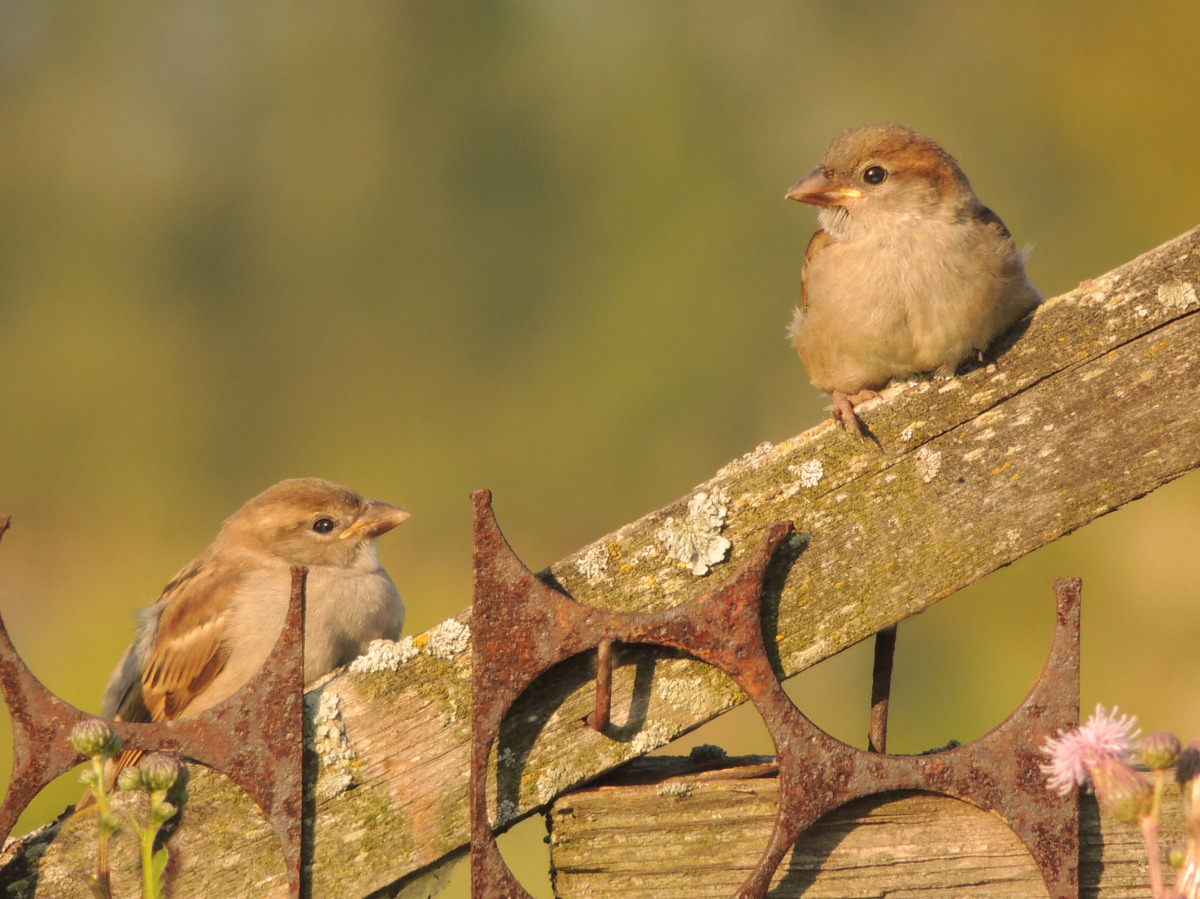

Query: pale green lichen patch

[576,543,609,580]
[536,762,584,807]
[495,798,519,827]
[308,690,359,799]
[788,458,824,488]
[348,636,419,674]
[655,489,732,576]
[436,692,467,728]
[914,446,943,483]
[630,722,673,755]
[655,675,708,715]
[714,441,777,479]
[656,781,693,798]
[348,618,470,681]
[1158,280,1198,312]
[655,661,741,716]
[619,543,660,572]
[992,528,1023,557]
[426,617,471,658]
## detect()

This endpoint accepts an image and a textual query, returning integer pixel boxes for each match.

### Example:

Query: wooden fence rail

[1,225,1198,896]
[549,758,1186,898]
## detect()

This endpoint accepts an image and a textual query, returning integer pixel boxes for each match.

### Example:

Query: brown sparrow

[786,123,1041,437]
[101,478,408,728]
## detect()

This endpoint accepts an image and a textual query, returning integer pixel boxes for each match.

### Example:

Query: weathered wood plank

[548,757,1186,899]
[1,227,1198,896]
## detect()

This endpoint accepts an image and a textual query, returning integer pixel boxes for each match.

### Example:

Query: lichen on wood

[1,227,1198,897]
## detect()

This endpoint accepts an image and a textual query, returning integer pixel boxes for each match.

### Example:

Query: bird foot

[830,389,879,439]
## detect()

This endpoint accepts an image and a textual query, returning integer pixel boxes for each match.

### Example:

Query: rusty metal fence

[0,496,1081,898]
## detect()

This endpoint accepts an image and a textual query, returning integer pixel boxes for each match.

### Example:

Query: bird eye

[312,518,336,534]
[863,165,888,185]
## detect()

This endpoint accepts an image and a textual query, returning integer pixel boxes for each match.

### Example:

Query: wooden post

[548,757,1187,898]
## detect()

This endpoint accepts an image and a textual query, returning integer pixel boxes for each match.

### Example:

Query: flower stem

[138,818,157,899]
[1142,812,1165,899]
[88,756,114,899]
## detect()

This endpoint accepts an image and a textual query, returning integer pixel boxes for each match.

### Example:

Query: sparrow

[100,476,407,731]
[786,123,1041,437]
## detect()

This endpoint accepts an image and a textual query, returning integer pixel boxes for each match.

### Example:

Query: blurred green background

[1,2,1198,895]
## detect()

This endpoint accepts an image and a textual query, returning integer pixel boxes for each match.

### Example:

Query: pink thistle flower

[1042,704,1141,796]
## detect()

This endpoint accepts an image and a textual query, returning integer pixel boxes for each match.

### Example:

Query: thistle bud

[1091,756,1153,824]
[1169,843,1187,870]
[1140,731,1182,771]
[116,767,144,793]
[138,753,183,792]
[70,719,121,758]
[1177,742,1200,787]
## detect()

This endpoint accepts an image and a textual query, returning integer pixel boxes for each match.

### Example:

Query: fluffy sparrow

[101,477,407,729]
[786,123,1041,437]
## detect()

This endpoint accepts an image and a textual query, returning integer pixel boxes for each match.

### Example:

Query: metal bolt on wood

[0,514,310,898]
[469,491,1081,899]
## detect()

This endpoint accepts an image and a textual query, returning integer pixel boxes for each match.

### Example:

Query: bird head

[786,123,975,232]
[219,477,409,569]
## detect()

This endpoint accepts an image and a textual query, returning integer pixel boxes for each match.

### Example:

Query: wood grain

[1,227,1197,896]
[549,756,1186,899]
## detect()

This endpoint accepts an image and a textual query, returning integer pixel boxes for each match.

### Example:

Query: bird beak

[785,167,863,207]
[340,501,410,541]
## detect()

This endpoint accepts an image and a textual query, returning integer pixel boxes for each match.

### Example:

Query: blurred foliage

[0,2,1198,895]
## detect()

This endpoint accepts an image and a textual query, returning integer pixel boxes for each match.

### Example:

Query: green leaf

[151,846,170,883]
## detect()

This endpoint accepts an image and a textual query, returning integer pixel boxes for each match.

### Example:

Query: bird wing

[87,557,240,803]
[800,227,833,312]
[138,555,240,722]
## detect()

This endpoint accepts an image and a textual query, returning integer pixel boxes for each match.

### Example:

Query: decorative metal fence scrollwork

[468,491,1080,899]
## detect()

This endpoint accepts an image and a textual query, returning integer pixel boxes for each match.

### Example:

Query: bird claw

[830,389,879,439]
